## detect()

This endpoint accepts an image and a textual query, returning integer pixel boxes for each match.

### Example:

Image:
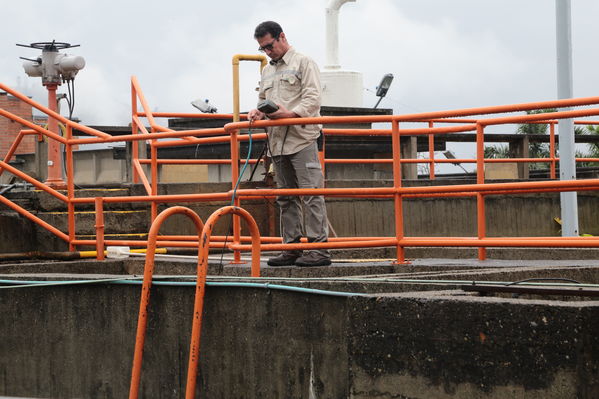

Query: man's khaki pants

[271,141,329,257]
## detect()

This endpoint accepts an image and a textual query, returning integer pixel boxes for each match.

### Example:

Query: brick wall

[0,92,36,156]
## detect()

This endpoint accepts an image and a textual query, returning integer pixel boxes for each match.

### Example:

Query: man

[248,21,331,267]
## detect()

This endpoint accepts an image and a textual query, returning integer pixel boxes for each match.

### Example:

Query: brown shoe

[267,251,302,266]
[295,251,332,267]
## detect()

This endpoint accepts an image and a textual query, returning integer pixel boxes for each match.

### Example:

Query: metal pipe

[95,198,105,260]
[129,206,205,399]
[550,122,557,179]
[44,84,66,188]
[428,121,436,179]
[391,120,405,263]
[66,125,76,251]
[230,55,266,263]
[0,82,109,139]
[556,0,579,236]
[0,194,69,242]
[231,54,267,123]
[325,0,356,69]
[476,123,486,260]
[0,131,26,178]
[185,205,261,398]
[0,160,68,202]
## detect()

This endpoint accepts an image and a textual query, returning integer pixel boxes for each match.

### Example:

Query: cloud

[1,0,598,128]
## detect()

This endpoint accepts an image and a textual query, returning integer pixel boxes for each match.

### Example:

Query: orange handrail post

[150,143,159,220]
[185,205,261,399]
[549,122,557,179]
[391,120,407,264]
[428,121,436,180]
[319,138,326,175]
[476,123,487,260]
[95,197,105,260]
[131,80,140,184]
[66,124,76,251]
[229,127,243,264]
[129,206,205,399]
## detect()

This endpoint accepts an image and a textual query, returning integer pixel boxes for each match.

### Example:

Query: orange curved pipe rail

[129,206,205,399]
[185,205,261,399]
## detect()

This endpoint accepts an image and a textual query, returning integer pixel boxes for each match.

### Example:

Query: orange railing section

[3,75,599,265]
[128,205,260,398]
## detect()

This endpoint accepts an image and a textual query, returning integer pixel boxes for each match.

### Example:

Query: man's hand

[248,108,265,122]
[266,104,298,119]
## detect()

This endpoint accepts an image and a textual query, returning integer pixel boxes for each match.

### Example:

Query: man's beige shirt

[258,47,322,156]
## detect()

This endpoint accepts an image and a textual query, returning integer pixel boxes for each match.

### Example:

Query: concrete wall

[0,278,596,398]
[2,148,127,185]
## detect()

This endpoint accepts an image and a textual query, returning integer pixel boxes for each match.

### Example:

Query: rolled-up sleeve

[291,58,321,118]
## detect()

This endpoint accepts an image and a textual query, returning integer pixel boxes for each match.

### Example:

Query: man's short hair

[254,21,283,39]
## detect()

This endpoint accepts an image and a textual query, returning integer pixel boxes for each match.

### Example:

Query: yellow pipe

[232,54,267,122]
[78,248,168,258]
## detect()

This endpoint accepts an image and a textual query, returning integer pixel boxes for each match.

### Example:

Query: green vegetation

[484,109,599,169]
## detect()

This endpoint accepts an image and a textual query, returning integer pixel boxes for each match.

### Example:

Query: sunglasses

[258,38,278,52]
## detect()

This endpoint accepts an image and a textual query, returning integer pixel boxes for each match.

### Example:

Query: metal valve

[17,41,85,86]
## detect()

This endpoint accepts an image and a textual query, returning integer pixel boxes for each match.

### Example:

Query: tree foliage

[484,109,599,170]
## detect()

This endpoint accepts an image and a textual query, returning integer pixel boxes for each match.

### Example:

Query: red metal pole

[44,84,66,188]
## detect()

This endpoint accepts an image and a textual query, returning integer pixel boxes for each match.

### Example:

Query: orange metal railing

[128,205,260,398]
[3,77,599,264]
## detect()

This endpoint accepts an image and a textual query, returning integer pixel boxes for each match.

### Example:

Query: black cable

[247,137,267,181]
[268,125,289,172]
[68,79,75,120]
[217,122,255,269]
[506,277,582,286]
[61,78,84,189]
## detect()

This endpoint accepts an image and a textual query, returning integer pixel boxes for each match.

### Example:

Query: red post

[44,84,66,188]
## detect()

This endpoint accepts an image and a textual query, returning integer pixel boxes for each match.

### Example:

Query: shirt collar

[269,46,295,66]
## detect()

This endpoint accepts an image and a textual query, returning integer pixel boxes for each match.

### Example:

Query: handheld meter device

[257,99,279,114]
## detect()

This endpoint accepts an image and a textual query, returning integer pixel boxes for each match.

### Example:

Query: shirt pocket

[260,80,274,97]
[279,74,301,101]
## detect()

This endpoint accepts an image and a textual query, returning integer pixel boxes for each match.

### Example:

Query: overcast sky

[2,1,599,136]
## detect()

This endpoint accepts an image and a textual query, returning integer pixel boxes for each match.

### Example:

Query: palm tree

[574,124,599,167]
[484,144,509,159]
[484,109,597,169]
[485,109,554,169]
[516,109,555,170]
